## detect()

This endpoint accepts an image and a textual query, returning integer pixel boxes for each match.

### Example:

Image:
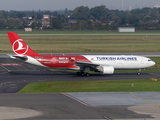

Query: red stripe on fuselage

[32,55,91,68]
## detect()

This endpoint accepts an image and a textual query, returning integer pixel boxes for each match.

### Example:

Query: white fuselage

[83,55,155,69]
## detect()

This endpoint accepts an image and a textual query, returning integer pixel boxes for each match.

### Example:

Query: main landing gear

[76,72,90,76]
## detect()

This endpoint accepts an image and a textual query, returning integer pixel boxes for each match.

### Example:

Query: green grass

[18,79,160,93]
[2,30,160,34]
[1,34,160,53]
[115,69,160,73]
[0,30,116,34]
[150,57,160,69]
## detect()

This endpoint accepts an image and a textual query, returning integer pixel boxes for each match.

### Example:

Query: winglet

[7,32,39,56]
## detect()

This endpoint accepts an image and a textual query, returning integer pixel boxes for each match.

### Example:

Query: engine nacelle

[97,66,114,74]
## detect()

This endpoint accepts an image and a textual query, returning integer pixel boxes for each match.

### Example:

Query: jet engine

[97,66,114,74]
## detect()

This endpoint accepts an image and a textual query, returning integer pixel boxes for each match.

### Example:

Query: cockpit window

[148,59,152,61]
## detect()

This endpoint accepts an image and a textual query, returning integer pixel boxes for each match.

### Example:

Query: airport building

[42,15,51,28]
[118,27,135,32]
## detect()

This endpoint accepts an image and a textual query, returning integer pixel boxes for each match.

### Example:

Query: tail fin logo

[12,39,28,55]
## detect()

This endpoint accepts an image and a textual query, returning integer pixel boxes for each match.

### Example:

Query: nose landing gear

[137,69,141,75]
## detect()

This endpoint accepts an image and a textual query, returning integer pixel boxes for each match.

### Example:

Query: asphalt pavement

[0,55,160,119]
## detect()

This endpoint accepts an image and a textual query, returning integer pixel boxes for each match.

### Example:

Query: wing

[75,61,100,67]
[69,57,99,67]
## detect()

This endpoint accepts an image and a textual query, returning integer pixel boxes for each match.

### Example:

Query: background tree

[71,6,90,20]
[90,5,108,20]
[7,17,23,29]
[0,6,159,30]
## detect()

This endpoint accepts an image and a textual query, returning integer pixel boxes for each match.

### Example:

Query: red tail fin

[7,32,39,56]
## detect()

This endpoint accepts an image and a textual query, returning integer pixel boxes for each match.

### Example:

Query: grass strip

[2,30,160,34]
[1,34,160,53]
[18,79,160,93]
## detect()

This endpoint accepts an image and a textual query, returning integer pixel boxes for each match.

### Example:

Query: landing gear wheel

[76,72,85,76]
[81,72,85,76]
[85,73,90,76]
[76,72,90,76]
[137,72,141,75]
[137,69,141,76]
[76,72,81,76]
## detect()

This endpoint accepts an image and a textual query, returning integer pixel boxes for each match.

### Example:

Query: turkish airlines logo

[51,57,58,64]
[12,39,28,55]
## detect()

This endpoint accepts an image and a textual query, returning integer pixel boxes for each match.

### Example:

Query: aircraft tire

[137,73,141,75]
[76,72,81,76]
[85,73,90,76]
[81,72,85,76]
[76,72,89,76]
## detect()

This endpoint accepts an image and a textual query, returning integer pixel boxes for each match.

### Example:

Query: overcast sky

[1,0,160,11]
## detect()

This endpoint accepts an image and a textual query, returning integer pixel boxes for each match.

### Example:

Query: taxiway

[0,55,160,119]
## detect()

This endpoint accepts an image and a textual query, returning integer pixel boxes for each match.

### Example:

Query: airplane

[7,32,155,76]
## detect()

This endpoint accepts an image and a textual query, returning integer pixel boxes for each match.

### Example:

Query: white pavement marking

[61,93,90,106]
[0,106,42,119]
[128,104,160,119]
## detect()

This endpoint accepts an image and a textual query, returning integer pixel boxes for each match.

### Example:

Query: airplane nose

[152,61,156,66]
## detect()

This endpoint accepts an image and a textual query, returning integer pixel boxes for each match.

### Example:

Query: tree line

[0,6,160,30]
